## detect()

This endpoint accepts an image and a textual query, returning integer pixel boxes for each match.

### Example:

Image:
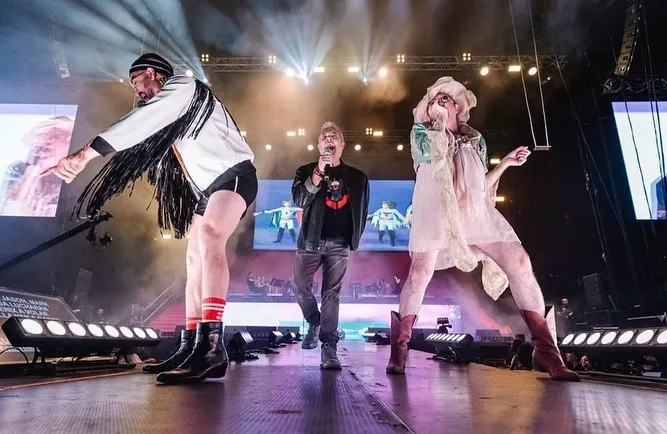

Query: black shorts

[195,168,258,217]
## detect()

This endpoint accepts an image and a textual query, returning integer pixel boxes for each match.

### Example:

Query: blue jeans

[293,237,350,348]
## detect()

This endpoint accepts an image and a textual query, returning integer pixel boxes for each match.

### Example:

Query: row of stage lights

[1,316,161,355]
[560,328,667,348]
[205,53,542,78]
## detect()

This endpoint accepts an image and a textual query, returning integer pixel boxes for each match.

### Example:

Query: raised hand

[503,146,531,167]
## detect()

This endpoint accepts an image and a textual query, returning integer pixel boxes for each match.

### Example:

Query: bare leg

[398,251,440,317]
[198,190,247,320]
[473,241,545,315]
[475,241,578,381]
[185,215,203,330]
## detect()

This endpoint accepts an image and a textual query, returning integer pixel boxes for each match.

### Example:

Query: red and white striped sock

[202,297,226,322]
[185,316,201,331]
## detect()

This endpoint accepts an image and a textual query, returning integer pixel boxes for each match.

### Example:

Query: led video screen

[612,101,667,220]
[252,179,415,251]
[0,104,77,217]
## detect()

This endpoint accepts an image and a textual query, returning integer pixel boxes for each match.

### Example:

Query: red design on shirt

[326,193,349,209]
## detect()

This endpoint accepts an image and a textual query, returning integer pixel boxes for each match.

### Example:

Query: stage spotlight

[104,325,120,338]
[118,78,124,83]
[354,144,361,151]
[462,52,472,61]
[561,333,575,345]
[133,327,147,339]
[68,322,87,337]
[600,331,618,345]
[586,332,602,345]
[201,53,210,63]
[185,70,194,77]
[366,128,373,135]
[495,196,506,203]
[573,333,588,345]
[313,66,325,73]
[265,144,272,151]
[307,144,314,151]
[161,234,172,240]
[88,324,104,337]
[480,66,490,76]
[657,330,667,345]
[119,326,134,338]
[348,66,360,73]
[617,330,635,345]
[285,68,295,78]
[396,54,406,63]
[635,329,655,345]
[240,131,247,137]
[145,328,159,339]
[268,55,277,64]
[20,318,44,335]
[528,66,538,76]
[203,77,209,84]
[508,64,521,73]
[286,131,296,137]
[372,131,383,137]
[397,144,404,151]
[378,67,388,78]
[490,158,501,165]
[298,128,306,136]
[268,330,284,348]
[363,77,368,84]
[46,321,67,336]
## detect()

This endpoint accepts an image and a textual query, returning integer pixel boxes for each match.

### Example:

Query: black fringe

[75,80,215,238]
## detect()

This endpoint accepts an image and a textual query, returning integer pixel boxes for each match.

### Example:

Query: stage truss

[180,55,567,74]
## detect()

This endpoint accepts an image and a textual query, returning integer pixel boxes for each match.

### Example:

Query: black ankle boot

[143,329,195,374]
[156,322,228,384]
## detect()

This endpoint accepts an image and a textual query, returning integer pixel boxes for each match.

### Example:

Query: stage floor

[1,342,665,433]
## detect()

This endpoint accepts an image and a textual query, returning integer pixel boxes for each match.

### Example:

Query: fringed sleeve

[97,76,197,152]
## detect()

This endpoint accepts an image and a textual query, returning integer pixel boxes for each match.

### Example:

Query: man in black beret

[44,53,257,385]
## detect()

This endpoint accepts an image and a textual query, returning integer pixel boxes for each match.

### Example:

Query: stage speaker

[582,273,604,308]
[614,0,641,76]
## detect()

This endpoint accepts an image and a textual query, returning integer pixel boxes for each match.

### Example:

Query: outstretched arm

[42,76,197,183]
[485,146,531,200]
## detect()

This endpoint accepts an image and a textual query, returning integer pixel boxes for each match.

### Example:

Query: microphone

[322,147,334,182]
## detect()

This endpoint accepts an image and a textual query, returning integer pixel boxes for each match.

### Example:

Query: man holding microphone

[291,122,370,369]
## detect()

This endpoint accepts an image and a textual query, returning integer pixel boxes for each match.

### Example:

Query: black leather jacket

[292,162,370,251]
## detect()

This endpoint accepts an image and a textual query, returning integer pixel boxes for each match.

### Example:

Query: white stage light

[617,330,635,345]
[119,326,134,338]
[600,331,617,345]
[480,66,490,76]
[46,320,67,336]
[87,324,104,337]
[133,327,147,339]
[265,144,272,151]
[528,67,538,76]
[307,144,314,151]
[561,333,575,345]
[586,332,602,345]
[635,329,655,345]
[657,330,667,345]
[146,328,159,339]
[285,68,294,78]
[354,144,361,151]
[378,67,388,78]
[21,319,44,335]
[508,65,521,72]
[185,70,194,77]
[68,322,87,337]
[348,66,360,73]
[397,144,404,151]
[104,325,120,338]
[573,333,588,345]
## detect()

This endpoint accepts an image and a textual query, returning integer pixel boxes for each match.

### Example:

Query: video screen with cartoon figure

[0,104,78,217]
[252,179,415,251]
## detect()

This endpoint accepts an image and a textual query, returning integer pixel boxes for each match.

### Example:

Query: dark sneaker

[301,323,320,350]
[320,343,342,370]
